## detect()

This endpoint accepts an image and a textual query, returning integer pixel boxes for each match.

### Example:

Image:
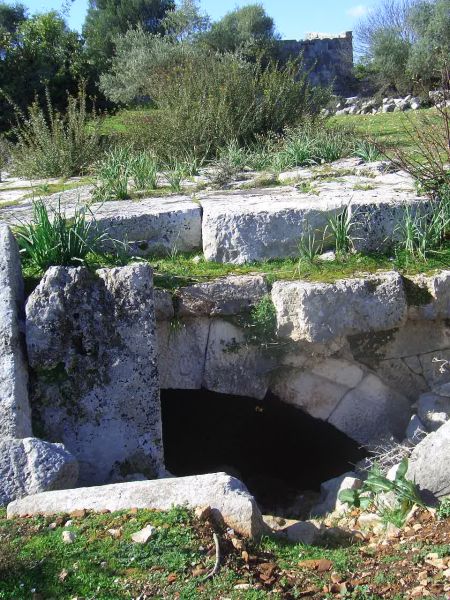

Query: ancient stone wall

[277,31,354,95]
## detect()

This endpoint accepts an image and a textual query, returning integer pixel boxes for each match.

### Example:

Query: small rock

[234,584,253,590]
[131,525,155,544]
[64,520,73,527]
[107,528,122,539]
[58,569,69,582]
[62,530,76,544]
[70,509,87,519]
[194,505,212,521]
[358,513,383,530]
[318,251,336,262]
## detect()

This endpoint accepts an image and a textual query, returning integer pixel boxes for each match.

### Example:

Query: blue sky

[19,0,379,39]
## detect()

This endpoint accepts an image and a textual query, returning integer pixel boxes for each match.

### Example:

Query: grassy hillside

[1,506,450,599]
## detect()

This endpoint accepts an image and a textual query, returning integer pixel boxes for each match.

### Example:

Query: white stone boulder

[408,420,450,502]
[199,183,426,264]
[312,472,362,516]
[26,264,164,485]
[0,437,78,506]
[272,272,407,343]
[177,276,268,317]
[7,473,265,539]
[0,225,31,438]
[417,392,450,432]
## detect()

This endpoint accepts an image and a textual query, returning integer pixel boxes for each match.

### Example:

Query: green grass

[331,108,439,156]
[0,507,366,600]
[20,243,450,296]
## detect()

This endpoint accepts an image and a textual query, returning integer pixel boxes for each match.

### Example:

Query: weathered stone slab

[177,276,268,317]
[272,369,349,420]
[26,265,164,485]
[200,184,428,264]
[156,318,210,389]
[93,197,202,255]
[328,374,411,446]
[272,272,407,343]
[0,437,78,506]
[203,319,274,399]
[0,224,30,438]
[7,473,265,539]
[1,195,202,256]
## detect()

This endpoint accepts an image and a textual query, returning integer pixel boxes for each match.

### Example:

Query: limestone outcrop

[26,264,164,485]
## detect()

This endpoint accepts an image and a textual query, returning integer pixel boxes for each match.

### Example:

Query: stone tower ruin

[278,31,354,95]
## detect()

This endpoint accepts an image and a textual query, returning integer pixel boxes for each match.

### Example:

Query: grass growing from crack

[20,243,450,297]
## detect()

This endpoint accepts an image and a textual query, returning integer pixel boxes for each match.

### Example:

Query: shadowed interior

[161,389,367,515]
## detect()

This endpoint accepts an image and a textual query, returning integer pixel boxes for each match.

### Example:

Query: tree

[407,0,450,85]
[82,0,175,72]
[200,4,278,59]
[356,0,450,92]
[0,2,26,36]
[160,0,210,42]
[0,11,85,130]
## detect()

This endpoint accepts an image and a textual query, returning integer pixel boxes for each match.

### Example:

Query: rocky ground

[1,505,450,599]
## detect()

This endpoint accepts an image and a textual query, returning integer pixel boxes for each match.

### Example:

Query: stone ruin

[278,31,354,95]
[2,158,450,537]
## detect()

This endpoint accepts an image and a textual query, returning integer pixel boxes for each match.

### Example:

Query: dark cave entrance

[161,389,367,516]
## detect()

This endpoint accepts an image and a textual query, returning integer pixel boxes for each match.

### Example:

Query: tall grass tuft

[273,124,354,172]
[327,206,355,255]
[130,151,158,190]
[15,199,106,271]
[93,146,131,201]
[11,86,103,179]
[353,139,383,162]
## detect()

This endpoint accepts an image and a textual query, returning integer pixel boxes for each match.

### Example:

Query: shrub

[10,86,103,179]
[123,50,330,160]
[15,199,106,271]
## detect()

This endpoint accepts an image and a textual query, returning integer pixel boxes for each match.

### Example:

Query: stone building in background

[278,31,354,95]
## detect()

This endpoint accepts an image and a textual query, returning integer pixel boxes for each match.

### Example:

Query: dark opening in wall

[161,389,367,516]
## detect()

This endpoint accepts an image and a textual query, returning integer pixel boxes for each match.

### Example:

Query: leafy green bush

[10,87,103,178]
[339,459,424,526]
[123,51,329,160]
[15,199,106,271]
